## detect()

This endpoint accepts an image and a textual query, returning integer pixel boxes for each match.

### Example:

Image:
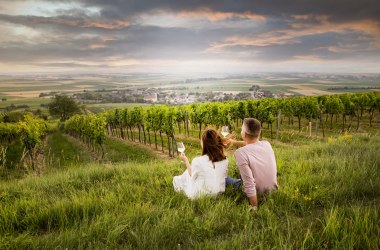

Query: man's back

[235,141,277,197]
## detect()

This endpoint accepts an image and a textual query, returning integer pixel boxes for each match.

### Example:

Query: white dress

[173,155,228,199]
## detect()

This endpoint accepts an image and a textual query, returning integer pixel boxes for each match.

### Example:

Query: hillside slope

[0,135,379,249]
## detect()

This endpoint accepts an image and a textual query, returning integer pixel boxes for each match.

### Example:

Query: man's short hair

[243,118,261,138]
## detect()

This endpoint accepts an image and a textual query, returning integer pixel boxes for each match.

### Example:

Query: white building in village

[143,93,158,103]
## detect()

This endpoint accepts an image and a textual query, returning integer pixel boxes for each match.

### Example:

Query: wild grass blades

[321,206,380,249]
[0,146,6,171]
[0,135,379,249]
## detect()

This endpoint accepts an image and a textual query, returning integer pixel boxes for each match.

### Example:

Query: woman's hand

[179,152,188,163]
[179,153,192,176]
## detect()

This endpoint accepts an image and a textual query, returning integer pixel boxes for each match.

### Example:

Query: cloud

[67,0,379,21]
[35,62,111,68]
[176,7,266,22]
[205,15,380,59]
[0,14,130,30]
[0,0,379,73]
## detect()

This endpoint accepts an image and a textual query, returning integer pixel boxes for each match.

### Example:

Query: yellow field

[285,84,333,96]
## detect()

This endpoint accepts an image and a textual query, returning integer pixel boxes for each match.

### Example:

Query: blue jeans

[225,176,242,188]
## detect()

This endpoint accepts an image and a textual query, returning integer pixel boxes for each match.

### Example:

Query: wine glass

[221,126,229,138]
[177,142,185,153]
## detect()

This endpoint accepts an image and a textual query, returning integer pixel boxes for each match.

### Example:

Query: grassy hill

[0,134,379,249]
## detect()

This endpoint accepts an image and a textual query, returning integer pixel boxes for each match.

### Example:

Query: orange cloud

[205,33,301,53]
[178,8,266,22]
[206,17,380,53]
[291,14,329,22]
[292,15,380,36]
[293,55,324,61]
[88,44,106,49]
[82,18,130,29]
[85,36,118,50]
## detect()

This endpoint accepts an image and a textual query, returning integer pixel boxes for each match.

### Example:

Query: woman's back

[187,155,228,198]
[173,128,229,199]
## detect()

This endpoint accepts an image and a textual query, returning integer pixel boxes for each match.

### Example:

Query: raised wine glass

[221,126,229,138]
[177,142,185,153]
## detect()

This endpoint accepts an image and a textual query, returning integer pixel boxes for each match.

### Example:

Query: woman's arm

[180,153,192,176]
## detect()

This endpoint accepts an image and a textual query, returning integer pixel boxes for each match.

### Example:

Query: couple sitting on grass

[173,118,278,210]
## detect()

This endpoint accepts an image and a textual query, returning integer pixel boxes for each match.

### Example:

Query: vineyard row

[64,92,380,158]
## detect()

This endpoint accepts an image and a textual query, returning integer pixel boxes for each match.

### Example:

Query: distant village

[70,85,294,105]
[30,73,380,105]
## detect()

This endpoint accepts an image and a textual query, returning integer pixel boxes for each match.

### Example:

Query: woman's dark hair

[201,128,227,163]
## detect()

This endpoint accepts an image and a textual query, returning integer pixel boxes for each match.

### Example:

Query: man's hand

[248,195,258,207]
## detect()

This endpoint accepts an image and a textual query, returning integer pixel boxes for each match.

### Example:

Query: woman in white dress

[173,128,229,199]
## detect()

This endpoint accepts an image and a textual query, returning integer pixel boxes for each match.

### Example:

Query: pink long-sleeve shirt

[235,141,278,197]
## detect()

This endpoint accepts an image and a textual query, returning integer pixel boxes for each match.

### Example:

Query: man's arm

[235,150,257,208]
[231,139,246,148]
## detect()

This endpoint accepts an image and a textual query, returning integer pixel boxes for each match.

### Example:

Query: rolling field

[1,73,379,106]
[1,73,379,248]
[0,97,50,109]
[85,103,152,113]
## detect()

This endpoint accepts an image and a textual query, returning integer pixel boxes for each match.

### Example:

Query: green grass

[0,134,379,249]
[102,137,157,163]
[45,131,158,166]
[0,97,50,109]
[44,131,93,168]
[0,141,25,179]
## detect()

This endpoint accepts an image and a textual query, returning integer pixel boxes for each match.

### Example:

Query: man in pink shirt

[232,118,278,210]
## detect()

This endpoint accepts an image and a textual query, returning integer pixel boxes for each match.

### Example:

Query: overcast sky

[0,0,379,74]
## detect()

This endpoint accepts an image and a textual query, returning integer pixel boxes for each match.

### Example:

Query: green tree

[339,94,355,131]
[163,107,176,157]
[352,93,369,130]
[256,99,276,138]
[189,104,207,138]
[375,94,380,127]
[48,95,81,121]
[367,92,379,127]
[302,97,319,123]
[18,114,48,170]
[65,113,106,158]
[235,101,247,126]
[229,101,246,127]
[246,99,258,119]
[291,97,304,132]
[132,107,145,144]
[217,102,233,129]
[3,111,25,123]
[325,95,344,130]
